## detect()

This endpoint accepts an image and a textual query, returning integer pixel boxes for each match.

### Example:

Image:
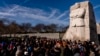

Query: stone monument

[63,1,98,42]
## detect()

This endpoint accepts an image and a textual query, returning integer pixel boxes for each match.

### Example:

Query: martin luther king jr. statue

[63,1,98,43]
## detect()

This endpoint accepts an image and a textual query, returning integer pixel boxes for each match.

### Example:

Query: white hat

[24,51,28,55]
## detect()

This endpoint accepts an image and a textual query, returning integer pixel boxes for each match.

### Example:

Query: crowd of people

[0,36,100,56]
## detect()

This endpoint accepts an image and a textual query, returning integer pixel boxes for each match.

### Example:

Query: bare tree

[7,21,21,37]
[33,24,45,32]
[20,23,32,33]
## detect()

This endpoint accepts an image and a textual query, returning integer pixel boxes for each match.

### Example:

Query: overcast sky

[0,0,100,26]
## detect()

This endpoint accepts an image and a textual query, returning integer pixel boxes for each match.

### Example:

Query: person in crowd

[15,46,23,56]
[0,36,99,56]
[89,49,95,56]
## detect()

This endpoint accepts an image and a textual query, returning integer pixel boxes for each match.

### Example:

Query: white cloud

[0,5,69,26]
[94,5,100,9]
[48,9,57,19]
[56,10,69,20]
[0,12,15,16]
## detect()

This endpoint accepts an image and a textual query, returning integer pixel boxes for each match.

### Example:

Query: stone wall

[1,33,62,39]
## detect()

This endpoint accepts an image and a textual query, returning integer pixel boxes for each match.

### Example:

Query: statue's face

[70,8,85,27]
[75,3,80,9]
[70,8,85,18]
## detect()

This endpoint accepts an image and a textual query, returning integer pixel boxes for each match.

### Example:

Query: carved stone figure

[63,1,98,43]
[70,8,85,27]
